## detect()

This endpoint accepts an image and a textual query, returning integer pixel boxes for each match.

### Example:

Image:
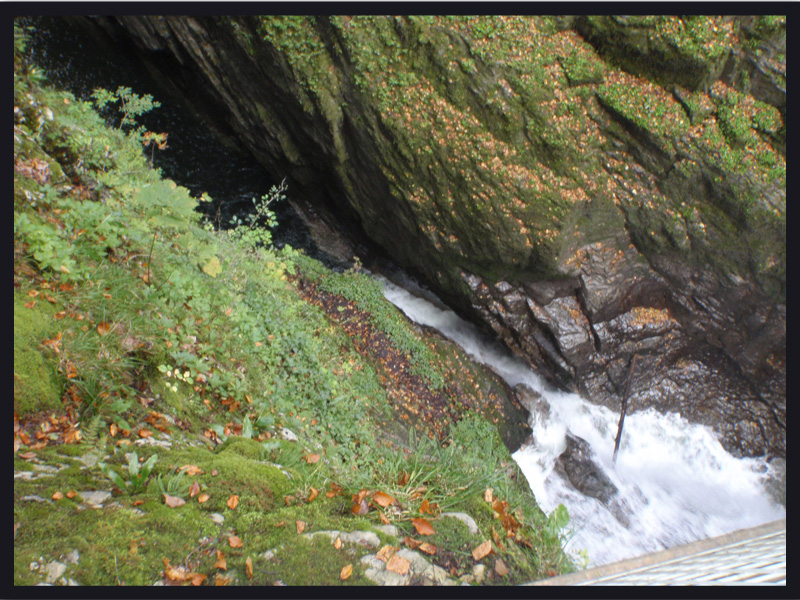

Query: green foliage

[98,451,158,495]
[224,179,286,250]
[91,86,161,130]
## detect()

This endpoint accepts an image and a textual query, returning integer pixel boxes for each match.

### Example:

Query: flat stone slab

[303,530,380,549]
[77,491,112,506]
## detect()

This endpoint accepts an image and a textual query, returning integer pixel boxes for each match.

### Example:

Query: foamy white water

[379,276,785,567]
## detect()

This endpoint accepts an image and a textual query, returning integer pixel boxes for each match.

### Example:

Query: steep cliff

[85,15,785,458]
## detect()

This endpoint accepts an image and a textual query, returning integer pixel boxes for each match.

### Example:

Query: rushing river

[378,275,785,567]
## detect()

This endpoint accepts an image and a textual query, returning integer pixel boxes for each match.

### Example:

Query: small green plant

[90,86,161,130]
[226,179,286,249]
[98,451,158,495]
[153,471,191,499]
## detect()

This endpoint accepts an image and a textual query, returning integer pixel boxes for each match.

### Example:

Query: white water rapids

[377,276,785,567]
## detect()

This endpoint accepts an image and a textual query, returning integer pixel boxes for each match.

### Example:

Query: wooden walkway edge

[526,519,786,585]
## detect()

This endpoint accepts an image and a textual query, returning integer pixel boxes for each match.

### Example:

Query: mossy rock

[14,292,63,415]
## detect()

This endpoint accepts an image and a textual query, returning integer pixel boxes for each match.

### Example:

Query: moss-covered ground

[13,24,573,587]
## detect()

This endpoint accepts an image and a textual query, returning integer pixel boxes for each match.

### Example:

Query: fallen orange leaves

[372,491,396,508]
[189,481,201,498]
[386,553,411,575]
[227,495,239,510]
[472,540,493,561]
[197,493,210,504]
[340,564,353,580]
[245,556,253,580]
[411,517,435,536]
[376,545,396,562]
[229,536,243,548]
[295,521,306,534]
[164,494,185,508]
[214,550,227,570]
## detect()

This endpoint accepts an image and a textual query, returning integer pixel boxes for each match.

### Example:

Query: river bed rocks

[79,15,784,459]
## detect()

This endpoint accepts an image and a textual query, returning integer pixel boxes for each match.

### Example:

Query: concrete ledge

[525,519,786,586]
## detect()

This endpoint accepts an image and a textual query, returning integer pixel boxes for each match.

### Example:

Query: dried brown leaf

[411,517,435,536]
[164,494,185,508]
[495,558,510,577]
[245,556,253,580]
[386,553,411,575]
[228,535,243,548]
[295,520,306,534]
[227,495,239,510]
[419,543,438,555]
[403,536,422,550]
[52,491,64,500]
[189,481,201,498]
[373,491,396,507]
[307,487,319,502]
[214,574,231,586]
[376,545,395,562]
[214,550,227,570]
[340,564,353,580]
[472,540,493,561]
[334,537,342,550]
[197,493,210,504]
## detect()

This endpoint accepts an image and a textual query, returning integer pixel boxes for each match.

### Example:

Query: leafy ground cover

[13,24,573,586]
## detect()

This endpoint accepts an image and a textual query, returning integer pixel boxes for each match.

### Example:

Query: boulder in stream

[553,432,618,506]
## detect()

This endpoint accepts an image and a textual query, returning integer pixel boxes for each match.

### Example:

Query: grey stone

[78,491,112,506]
[279,428,298,442]
[64,550,80,565]
[135,437,172,448]
[21,495,49,503]
[209,513,225,525]
[44,561,67,583]
[373,524,399,538]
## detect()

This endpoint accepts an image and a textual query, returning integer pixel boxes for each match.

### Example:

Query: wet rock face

[554,433,618,505]
[86,15,785,459]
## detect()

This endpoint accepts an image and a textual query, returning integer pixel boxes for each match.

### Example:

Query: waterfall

[378,275,785,567]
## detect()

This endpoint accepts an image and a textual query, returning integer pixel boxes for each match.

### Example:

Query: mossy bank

[13,24,573,587]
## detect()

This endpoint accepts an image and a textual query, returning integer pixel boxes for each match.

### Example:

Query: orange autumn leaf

[379,512,391,525]
[295,520,306,534]
[472,540,493,561]
[334,537,343,550]
[138,428,152,438]
[97,321,112,335]
[214,550,227,570]
[372,491,396,508]
[164,494,185,508]
[386,553,411,575]
[411,518,435,536]
[214,574,231,586]
[351,499,369,515]
[197,493,210,504]
[227,495,239,510]
[305,453,321,464]
[52,491,64,500]
[245,556,253,580]
[189,481,201,498]
[66,490,78,499]
[419,543,438,555]
[307,487,319,502]
[228,536,243,548]
[403,536,422,550]
[133,499,144,506]
[162,558,187,583]
[42,332,61,354]
[24,301,37,309]
[420,499,430,514]
[180,464,204,476]
[484,488,494,503]
[376,545,395,562]
[326,482,343,498]
[495,558,510,577]
[397,471,409,486]
[340,564,353,580]
[352,489,368,504]
[109,423,118,437]
[189,573,207,586]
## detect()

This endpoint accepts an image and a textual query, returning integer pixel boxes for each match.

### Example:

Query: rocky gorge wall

[81,15,785,459]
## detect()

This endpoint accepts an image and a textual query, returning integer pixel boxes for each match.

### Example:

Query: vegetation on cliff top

[14,24,573,586]
[250,15,784,296]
